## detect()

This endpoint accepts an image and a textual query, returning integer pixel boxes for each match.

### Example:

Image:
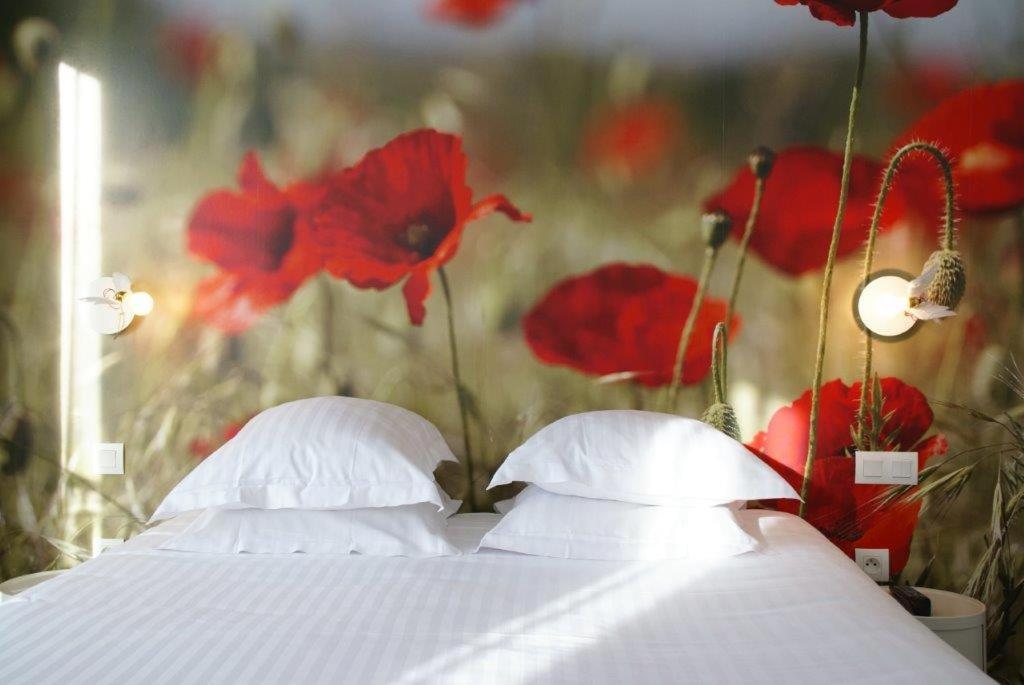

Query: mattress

[0,510,990,684]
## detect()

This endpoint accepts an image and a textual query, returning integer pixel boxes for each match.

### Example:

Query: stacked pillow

[151,396,460,557]
[479,410,800,561]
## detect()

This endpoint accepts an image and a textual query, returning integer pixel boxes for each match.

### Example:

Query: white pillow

[488,410,799,506]
[478,486,759,560]
[159,500,461,557]
[152,396,456,521]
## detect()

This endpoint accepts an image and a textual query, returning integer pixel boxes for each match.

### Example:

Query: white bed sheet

[0,510,991,684]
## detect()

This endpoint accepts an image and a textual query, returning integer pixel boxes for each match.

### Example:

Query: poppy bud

[748,146,776,180]
[702,210,733,250]
[923,249,966,310]
[13,18,60,73]
[701,402,741,442]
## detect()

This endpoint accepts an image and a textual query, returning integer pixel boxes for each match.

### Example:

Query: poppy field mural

[1,0,1024,675]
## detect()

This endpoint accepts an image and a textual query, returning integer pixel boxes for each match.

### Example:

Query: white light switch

[863,458,884,478]
[854,451,917,486]
[95,443,124,475]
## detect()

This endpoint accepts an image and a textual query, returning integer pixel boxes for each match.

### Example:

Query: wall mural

[1,0,1024,675]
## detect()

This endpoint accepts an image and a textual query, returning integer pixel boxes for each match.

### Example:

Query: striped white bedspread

[0,510,990,684]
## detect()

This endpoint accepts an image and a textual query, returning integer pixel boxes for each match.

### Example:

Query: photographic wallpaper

[1,0,1024,676]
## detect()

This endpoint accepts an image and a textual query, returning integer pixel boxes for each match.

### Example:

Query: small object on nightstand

[890,585,931,616]
[889,586,987,672]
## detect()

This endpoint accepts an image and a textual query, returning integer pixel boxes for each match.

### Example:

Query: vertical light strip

[58,62,103,553]
[58,63,77,477]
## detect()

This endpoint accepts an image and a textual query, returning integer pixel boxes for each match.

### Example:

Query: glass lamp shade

[853,270,920,341]
[127,291,154,316]
[82,276,153,334]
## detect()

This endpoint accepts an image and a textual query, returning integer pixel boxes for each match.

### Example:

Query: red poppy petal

[839,494,922,576]
[805,456,861,540]
[893,80,1024,213]
[466,193,533,225]
[883,0,958,19]
[580,100,682,180]
[314,129,472,290]
[914,433,949,468]
[192,229,319,334]
[276,213,324,286]
[193,273,267,334]
[425,193,531,276]
[402,268,432,326]
[414,193,531,274]
[847,377,934,450]
[523,263,738,387]
[315,130,526,324]
[774,0,955,24]
[237,152,278,195]
[749,379,856,483]
[427,0,514,26]
[187,154,296,273]
[189,437,214,460]
[751,376,940,575]
[222,416,253,441]
[159,20,216,87]
[805,1,857,25]
[703,147,912,276]
[317,215,417,290]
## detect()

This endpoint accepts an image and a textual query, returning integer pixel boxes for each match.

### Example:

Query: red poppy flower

[750,377,947,573]
[188,415,253,460]
[187,153,324,333]
[522,263,740,387]
[884,60,970,114]
[160,20,217,87]
[893,80,1024,214]
[426,0,522,27]
[703,146,918,277]
[774,0,957,26]
[313,129,530,325]
[580,100,681,182]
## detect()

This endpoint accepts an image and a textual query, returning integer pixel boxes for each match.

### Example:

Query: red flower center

[397,221,442,258]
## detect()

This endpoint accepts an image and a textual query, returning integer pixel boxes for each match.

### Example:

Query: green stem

[0,310,24,399]
[710,323,728,405]
[667,247,719,409]
[1010,208,1024,359]
[320,275,335,387]
[439,267,477,510]
[854,142,956,444]
[800,11,869,518]
[34,453,146,527]
[725,176,766,325]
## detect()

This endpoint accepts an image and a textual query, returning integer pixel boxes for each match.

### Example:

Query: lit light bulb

[127,291,154,316]
[854,272,917,340]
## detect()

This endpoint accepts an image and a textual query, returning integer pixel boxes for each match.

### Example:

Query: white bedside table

[892,587,987,671]
[0,570,66,598]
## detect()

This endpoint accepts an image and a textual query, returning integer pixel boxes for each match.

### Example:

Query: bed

[0,509,991,684]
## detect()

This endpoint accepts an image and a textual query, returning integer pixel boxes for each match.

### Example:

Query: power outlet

[855,548,890,582]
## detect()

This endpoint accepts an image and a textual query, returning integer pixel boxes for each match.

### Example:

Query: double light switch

[854,451,917,486]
